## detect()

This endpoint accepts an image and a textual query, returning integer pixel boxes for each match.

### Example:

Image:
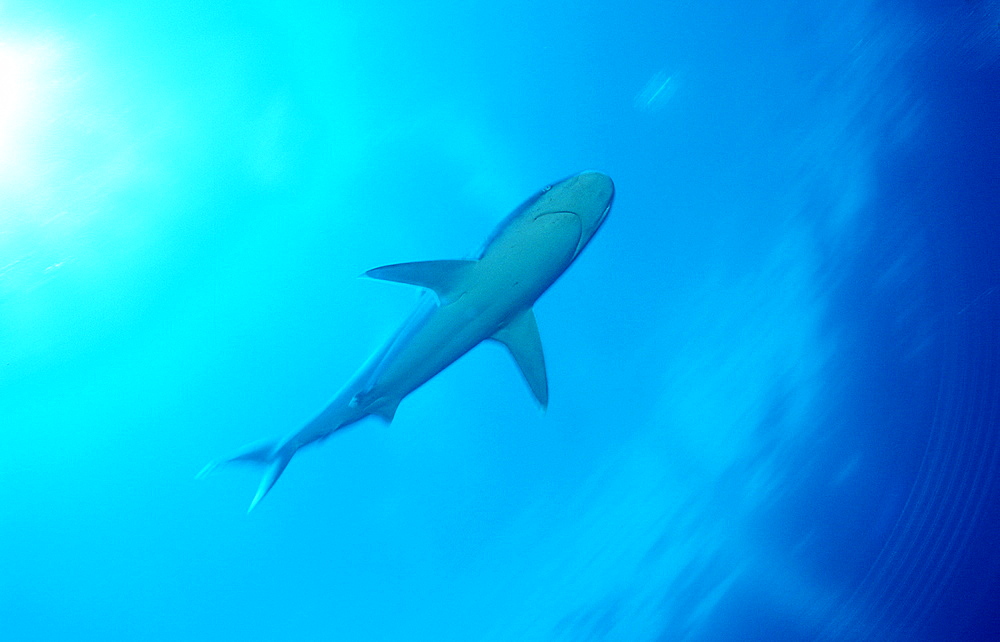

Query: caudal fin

[198,440,297,513]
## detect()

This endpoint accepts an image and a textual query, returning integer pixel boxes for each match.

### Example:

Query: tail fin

[198,440,298,513]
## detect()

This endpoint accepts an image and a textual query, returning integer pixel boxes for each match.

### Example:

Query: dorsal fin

[365,260,477,305]
[491,307,548,409]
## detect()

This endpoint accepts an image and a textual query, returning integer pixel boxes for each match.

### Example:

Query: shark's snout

[569,170,615,209]
[549,171,613,252]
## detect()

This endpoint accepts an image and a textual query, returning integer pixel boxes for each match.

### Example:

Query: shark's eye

[542,185,552,192]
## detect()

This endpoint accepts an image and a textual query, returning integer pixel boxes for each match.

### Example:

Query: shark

[199,170,615,511]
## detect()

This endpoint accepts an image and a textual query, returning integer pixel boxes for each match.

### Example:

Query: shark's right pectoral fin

[365,259,477,305]
[491,308,549,409]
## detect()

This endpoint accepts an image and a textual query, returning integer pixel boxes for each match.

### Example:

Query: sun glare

[0,40,57,178]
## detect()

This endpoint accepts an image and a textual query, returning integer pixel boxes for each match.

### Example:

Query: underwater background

[2,0,998,640]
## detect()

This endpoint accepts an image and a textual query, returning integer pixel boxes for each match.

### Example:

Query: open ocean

[2,1,998,640]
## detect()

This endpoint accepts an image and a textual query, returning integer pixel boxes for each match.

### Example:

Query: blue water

[2,1,998,640]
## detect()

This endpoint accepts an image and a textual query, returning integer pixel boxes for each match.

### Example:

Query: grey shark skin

[199,170,615,511]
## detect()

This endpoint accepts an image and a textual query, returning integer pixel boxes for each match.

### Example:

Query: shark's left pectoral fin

[491,308,548,409]
[365,259,477,305]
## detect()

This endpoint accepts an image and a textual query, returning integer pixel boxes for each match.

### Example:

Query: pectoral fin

[365,260,477,305]
[491,308,548,409]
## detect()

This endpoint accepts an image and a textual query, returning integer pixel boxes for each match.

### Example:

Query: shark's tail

[197,439,298,513]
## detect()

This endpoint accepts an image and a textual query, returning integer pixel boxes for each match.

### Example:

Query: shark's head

[541,170,614,257]
[479,170,614,260]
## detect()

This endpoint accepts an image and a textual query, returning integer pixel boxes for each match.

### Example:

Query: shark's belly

[360,210,583,409]
[364,292,509,403]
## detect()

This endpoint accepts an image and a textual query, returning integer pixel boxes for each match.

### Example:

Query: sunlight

[0,39,57,180]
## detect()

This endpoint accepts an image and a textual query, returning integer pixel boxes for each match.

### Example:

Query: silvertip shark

[199,170,615,511]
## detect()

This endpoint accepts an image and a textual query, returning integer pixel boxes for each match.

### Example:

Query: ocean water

[2,0,998,640]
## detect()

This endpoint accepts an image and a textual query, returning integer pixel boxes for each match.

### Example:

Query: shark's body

[201,170,615,510]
